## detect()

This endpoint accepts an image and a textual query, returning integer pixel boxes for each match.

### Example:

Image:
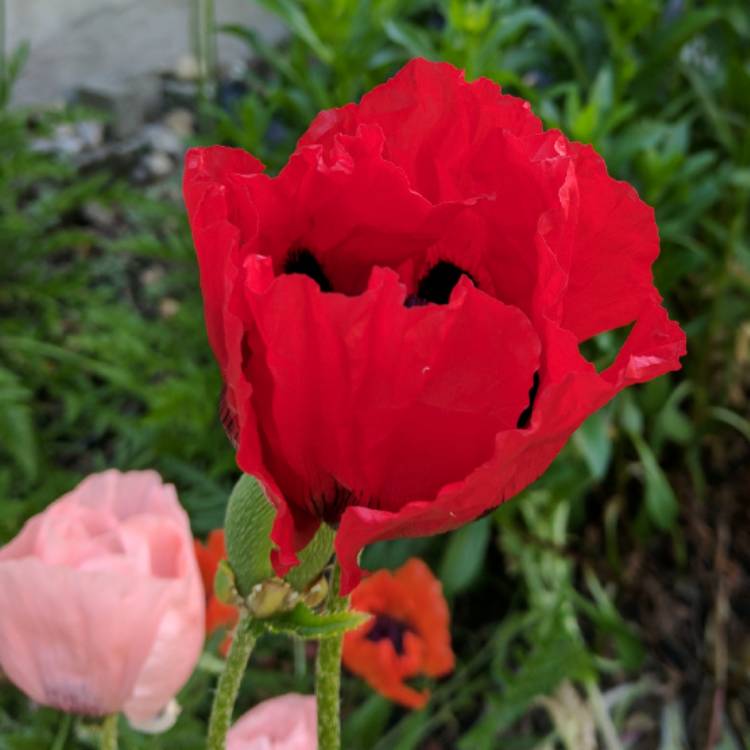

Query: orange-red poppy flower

[343,558,454,709]
[194,529,238,654]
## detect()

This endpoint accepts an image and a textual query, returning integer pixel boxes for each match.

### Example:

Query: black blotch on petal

[516,371,540,429]
[366,613,413,655]
[409,261,476,306]
[310,483,360,528]
[284,248,333,292]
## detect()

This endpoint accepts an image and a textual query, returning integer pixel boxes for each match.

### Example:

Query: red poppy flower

[183,58,686,594]
[194,530,238,653]
[343,558,453,709]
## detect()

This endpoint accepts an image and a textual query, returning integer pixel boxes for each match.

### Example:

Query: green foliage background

[1,0,749,747]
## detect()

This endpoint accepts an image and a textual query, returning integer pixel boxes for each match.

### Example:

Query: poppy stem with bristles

[207,613,260,750]
[316,563,348,750]
[100,714,118,750]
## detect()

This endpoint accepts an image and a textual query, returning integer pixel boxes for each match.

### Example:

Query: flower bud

[227,694,316,749]
[225,474,334,598]
[301,575,329,610]
[225,475,275,597]
[246,578,294,619]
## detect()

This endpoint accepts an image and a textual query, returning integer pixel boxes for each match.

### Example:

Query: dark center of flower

[284,248,333,292]
[310,483,363,527]
[516,371,540,428]
[366,612,413,655]
[406,261,477,306]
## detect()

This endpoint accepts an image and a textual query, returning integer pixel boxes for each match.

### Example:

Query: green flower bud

[224,474,335,598]
[224,474,275,597]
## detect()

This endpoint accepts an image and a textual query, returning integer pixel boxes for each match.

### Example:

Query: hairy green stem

[316,565,348,750]
[316,632,344,750]
[207,614,259,750]
[100,714,118,750]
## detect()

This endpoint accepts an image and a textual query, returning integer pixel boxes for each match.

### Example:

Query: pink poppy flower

[227,694,317,750]
[0,470,205,728]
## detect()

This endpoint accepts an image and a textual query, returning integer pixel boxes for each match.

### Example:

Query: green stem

[51,713,73,750]
[100,714,118,750]
[207,613,260,750]
[191,0,216,104]
[316,565,348,750]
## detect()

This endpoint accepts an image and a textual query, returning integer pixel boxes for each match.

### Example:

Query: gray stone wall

[7,0,283,106]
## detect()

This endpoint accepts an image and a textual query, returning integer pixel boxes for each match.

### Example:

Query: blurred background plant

[1,0,749,748]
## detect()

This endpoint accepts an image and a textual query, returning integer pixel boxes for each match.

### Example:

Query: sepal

[264,603,370,640]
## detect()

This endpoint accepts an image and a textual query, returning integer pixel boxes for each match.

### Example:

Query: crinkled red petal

[301,58,542,203]
[244,264,539,522]
[335,305,684,594]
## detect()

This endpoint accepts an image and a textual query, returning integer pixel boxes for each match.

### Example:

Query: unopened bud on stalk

[300,575,329,609]
[246,578,295,619]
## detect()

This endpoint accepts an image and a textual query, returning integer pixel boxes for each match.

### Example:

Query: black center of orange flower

[516,371,540,428]
[406,261,476,306]
[284,249,333,292]
[366,613,413,655]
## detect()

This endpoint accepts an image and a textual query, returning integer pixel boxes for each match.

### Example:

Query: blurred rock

[161,79,200,109]
[77,121,105,149]
[77,75,161,139]
[174,55,201,82]
[75,136,148,173]
[140,267,165,288]
[142,151,174,178]
[82,201,117,229]
[31,120,105,156]
[144,125,183,156]
[163,108,195,139]
[159,298,181,318]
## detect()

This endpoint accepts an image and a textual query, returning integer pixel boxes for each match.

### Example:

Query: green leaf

[342,695,392,750]
[265,603,370,639]
[619,391,644,436]
[573,409,612,481]
[729,168,750,190]
[709,406,750,443]
[630,433,679,531]
[382,19,435,59]
[652,380,694,451]
[0,368,38,483]
[253,0,334,63]
[461,629,593,748]
[439,516,492,596]
[578,570,645,671]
